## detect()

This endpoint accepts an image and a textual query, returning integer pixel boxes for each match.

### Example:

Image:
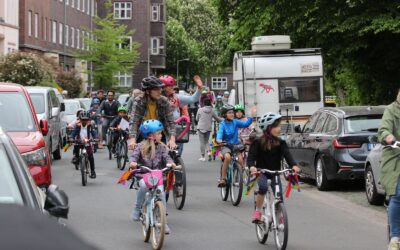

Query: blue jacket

[217,118,253,145]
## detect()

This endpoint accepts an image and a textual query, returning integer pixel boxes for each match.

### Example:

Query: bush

[56,71,83,98]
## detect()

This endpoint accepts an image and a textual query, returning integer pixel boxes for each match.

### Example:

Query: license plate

[368,143,376,151]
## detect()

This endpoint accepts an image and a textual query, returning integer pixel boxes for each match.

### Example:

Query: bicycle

[219,142,245,206]
[253,168,293,250]
[102,114,116,160]
[165,148,187,210]
[72,139,97,187]
[111,128,129,170]
[130,164,178,250]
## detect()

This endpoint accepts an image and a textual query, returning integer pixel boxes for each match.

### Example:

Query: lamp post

[177,58,190,86]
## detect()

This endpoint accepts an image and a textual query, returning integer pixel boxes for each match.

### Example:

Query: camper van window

[279,78,320,103]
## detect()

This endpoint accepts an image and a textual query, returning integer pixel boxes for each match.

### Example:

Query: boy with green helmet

[110,105,130,155]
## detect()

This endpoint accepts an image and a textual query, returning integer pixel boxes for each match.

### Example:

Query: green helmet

[234,104,245,112]
[221,104,235,116]
[118,106,128,113]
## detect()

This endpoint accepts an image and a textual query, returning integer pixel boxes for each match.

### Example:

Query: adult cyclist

[99,90,120,146]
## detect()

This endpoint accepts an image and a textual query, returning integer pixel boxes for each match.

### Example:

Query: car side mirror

[40,119,49,136]
[294,125,302,133]
[60,103,65,112]
[51,107,60,118]
[368,135,378,144]
[45,185,69,219]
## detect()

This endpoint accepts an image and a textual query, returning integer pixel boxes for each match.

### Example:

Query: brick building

[19,0,97,90]
[205,69,235,96]
[0,0,19,55]
[98,0,166,89]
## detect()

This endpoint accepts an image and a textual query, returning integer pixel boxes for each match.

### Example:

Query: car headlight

[21,148,48,167]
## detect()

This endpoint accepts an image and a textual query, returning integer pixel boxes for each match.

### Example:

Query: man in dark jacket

[128,76,176,150]
[99,90,120,145]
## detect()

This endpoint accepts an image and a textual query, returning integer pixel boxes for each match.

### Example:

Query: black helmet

[79,111,90,120]
[221,104,235,116]
[141,76,164,90]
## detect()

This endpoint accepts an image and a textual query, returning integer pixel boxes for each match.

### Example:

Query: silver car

[364,136,385,205]
[26,87,64,161]
[63,99,86,125]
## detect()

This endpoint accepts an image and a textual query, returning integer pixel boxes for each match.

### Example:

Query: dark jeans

[112,130,128,149]
[389,178,400,238]
[74,145,95,172]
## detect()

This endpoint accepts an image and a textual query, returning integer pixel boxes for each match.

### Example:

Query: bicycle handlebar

[175,115,190,141]
[386,141,400,149]
[133,164,182,173]
[256,168,294,175]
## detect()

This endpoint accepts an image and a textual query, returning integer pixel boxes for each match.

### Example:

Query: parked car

[0,83,52,188]
[53,88,67,146]
[117,93,130,106]
[364,135,385,205]
[286,106,385,190]
[26,87,65,160]
[63,99,86,125]
[78,98,92,110]
[0,127,69,219]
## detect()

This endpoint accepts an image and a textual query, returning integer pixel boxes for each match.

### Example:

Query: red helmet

[159,75,176,87]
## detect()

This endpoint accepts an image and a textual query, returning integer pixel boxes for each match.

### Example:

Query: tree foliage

[214,0,400,105]
[76,0,140,90]
[56,71,83,98]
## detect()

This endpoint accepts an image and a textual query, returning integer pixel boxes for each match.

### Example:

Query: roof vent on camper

[251,36,291,51]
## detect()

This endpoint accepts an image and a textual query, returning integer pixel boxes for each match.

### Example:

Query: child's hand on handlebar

[129,162,138,169]
[292,165,301,174]
[250,166,257,175]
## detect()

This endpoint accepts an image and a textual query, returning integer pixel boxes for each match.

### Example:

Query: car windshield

[29,93,45,114]
[118,95,129,105]
[0,93,37,132]
[344,115,383,134]
[65,102,80,115]
[0,146,23,205]
[80,99,91,110]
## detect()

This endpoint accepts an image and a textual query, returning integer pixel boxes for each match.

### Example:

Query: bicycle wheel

[151,201,165,250]
[220,164,230,201]
[255,190,271,244]
[230,162,243,206]
[80,157,87,186]
[120,141,128,170]
[141,205,151,243]
[274,202,289,250]
[173,157,186,210]
[116,142,122,170]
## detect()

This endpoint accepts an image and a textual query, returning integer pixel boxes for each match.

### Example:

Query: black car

[0,127,69,218]
[286,106,385,190]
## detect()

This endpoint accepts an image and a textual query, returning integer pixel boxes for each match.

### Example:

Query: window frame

[76,28,80,49]
[34,13,39,38]
[114,2,132,20]
[52,21,57,44]
[28,11,32,37]
[150,37,160,55]
[114,72,132,87]
[302,112,321,134]
[65,24,69,46]
[314,112,329,133]
[211,77,228,90]
[323,114,339,134]
[278,77,321,103]
[59,22,63,45]
[71,27,75,48]
[151,4,160,22]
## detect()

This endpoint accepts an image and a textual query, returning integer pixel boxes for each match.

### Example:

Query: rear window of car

[29,93,45,114]
[0,92,37,132]
[0,146,23,205]
[65,102,81,115]
[344,115,382,134]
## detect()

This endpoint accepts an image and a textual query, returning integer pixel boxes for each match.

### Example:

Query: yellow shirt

[145,100,158,120]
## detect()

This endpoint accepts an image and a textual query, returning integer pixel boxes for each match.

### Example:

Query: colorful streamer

[117,169,134,185]
[63,143,71,152]
[285,174,301,198]
[244,175,259,196]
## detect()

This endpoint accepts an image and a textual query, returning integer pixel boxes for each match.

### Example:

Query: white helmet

[259,112,282,131]
[224,91,229,96]
[62,90,68,95]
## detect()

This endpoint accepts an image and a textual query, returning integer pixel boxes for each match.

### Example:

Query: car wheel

[365,165,384,205]
[315,156,331,191]
[53,136,62,160]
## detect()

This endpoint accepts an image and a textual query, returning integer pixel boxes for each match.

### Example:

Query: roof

[321,106,386,117]
[64,99,81,103]
[237,48,322,58]
[0,83,26,92]
[25,86,52,94]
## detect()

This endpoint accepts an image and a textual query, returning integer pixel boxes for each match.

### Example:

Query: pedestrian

[196,98,222,161]
[222,91,230,105]
[378,89,400,250]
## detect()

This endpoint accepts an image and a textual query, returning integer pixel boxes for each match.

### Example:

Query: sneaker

[388,237,399,250]
[131,208,141,222]
[252,211,262,224]
[71,156,79,165]
[165,224,171,235]
[198,157,206,162]
[90,171,96,179]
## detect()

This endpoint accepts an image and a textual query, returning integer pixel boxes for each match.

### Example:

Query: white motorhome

[233,36,324,130]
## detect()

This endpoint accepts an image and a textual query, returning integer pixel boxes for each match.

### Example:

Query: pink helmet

[159,75,176,87]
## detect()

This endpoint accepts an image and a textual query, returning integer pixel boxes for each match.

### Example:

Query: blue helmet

[92,99,100,105]
[139,120,164,139]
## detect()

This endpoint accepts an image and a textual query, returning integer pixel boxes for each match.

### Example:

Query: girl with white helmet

[247,112,300,223]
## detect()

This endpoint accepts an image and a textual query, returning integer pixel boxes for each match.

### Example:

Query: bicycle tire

[80,156,87,186]
[151,201,165,250]
[220,164,230,201]
[230,162,243,206]
[141,205,151,242]
[116,142,122,170]
[173,157,186,210]
[120,141,128,170]
[274,202,289,250]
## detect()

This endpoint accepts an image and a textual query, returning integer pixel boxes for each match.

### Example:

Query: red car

[0,83,51,187]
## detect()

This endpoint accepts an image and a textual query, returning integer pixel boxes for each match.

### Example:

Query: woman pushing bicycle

[129,119,176,234]
[247,112,300,223]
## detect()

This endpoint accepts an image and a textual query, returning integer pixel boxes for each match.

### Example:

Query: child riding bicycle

[247,112,300,223]
[129,119,176,234]
[234,104,257,145]
[110,106,130,156]
[216,104,256,188]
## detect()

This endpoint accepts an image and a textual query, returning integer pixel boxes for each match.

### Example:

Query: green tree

[76,0,140,90]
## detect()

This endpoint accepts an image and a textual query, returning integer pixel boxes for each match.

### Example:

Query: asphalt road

[53,137,388,250]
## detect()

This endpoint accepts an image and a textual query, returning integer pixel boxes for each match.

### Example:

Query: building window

[82,0,85,12]
[91,0,95,16]
[114,72,132,87]
[28,11,32,36]
[65,25,69,46]
[81,30,85,49]
[71,0,74,8]
[59,23,63,44]
[71,27,75,47]
[151,5,160,22]
[86,31,90,50]
[44,18,47,40]
[151,37,160,55]
[87,0,90,14]
[77,0,80,10]
[52,21,57,43]
[66,0,69,5]
[211,77,228,90]
[76,28,80,48]
[34,13,39,38]
[117,36,132,50]
[114,2,132,19]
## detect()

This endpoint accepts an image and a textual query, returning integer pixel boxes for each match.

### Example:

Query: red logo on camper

[259,83,274,94]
